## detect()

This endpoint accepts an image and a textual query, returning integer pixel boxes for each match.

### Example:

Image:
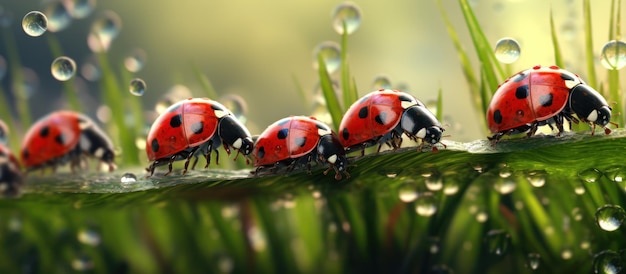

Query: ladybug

[0,143,23,197]
[146,97,253,176]
[486,65,612,142]
[339,89,444,153]
[21,111,116,172]
[253,116,349,180]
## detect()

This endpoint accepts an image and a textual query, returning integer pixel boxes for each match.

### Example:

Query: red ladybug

[339,89,444,153]
[21,111,116,172]
[487,65,612,142]
[0,143,23,197]
[146,98,253,175]
[253,116,349,180]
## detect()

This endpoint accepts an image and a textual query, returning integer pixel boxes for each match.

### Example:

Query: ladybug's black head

[422,126,444,145]
[400,105,444,145]
[568,84,612,127]
[79,121,116,171]
[218,116,254,156]
[317,134,350,180]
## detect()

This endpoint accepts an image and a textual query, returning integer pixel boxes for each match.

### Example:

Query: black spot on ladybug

[493,109,503,124]
[512,71,529,82]
[342,128,350,140]
[169,114,183,128]
[398,95,413,102]
[539,93,553,107]
[22,149,29,159]
[295,137,307,147]
[151,139,160,153]
[40,126,50,138]
[54,134,65,145]
[257,146,265,158]
[515,85,529,99]
[277,128,289,139]
[560,73,576,81]
[375,112,387,125]
[191,122,204,134]
[358,106,369,119]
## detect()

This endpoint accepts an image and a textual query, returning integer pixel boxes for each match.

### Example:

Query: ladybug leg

[525,123,539,138]
[164,154,178,176]
[182,146,200,174]
[190,156,200,170]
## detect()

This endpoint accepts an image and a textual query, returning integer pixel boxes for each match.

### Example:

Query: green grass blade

[436,85,443,121]
[583,0,598,88]
[191,63,219,99]
[607,0,623,126]
[317,54,343,129]
[549,9,565,68]
[2,29,31,130]
[340,21,358,108]
[46,34,81,111]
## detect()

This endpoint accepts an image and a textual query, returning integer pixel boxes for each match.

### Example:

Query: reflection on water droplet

[44,1,71,32]
[372,75,392,89]
[415,192,437,216]
[313,41,341,74]
[425,171,443,191]
[443,173,460,196]
[77,228,101,246]
[593,250,623,274]
[51,56,76,81]
[124,48,147,73]
[526,253,541,270]
[494,37,521,64]
[129,78,146,96]
[398,180,418,202]
[88,11,121,53]
[120,172,137,184]
[600,40,626,70]
[484,229,511,256]
[526,170,547,187]
[596,204,625,231]
[221,94,248,124]
[66,0,96,19]
[579,168,602,183]
[22,11,48,37]
[380,168,401,178]
[605,166,626,183]
[332,2,361,35]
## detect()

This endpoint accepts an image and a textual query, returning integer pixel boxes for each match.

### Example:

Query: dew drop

[220,94,248,124]
[313,41,341,74]
[332,2,361,35]
[561,248,573,260]
[484,229,511,256]
[87,11,122,53]
[493,176,516,194]
[51,56,76,81]
[129,78,146,96]
[526,253,541,270]
[526,170,547,187]
[22,11,47,37]
[600,40,626,70]
[415,192,437,216]
[65,0,96,19]
[372,75,392,89]
[494,37,521,64]
[442,175,460,196]
[596,204,625,231]
[44,1,71,32]
[124,48,147,73]
[120,172,137,184]
[398,180,418,202]
[593,250,623,274]
[579,168,603,183]
[77,228,101,246]
[425,171,443,191]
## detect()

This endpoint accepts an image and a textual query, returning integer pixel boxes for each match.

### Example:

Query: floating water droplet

[526,170,547,187]
[526,253,541,270]
[484,229,511,256]
[77,228,101,246]
[80,55,100,81]
[129,78,146,96]
[593,250,623,274]
[220,94,248,124]
[17,67,39,99]
[425,171,443,191]
[124,48,147,73]
[415,193,437,216]
[44,1,71,32]
[332,2,361,35]
[120,173,137,184]
[313,41,341,74]
[216,254,234,274]
[87,11,122,53]
[596,205,626,231]
[372,75,392,89]
[579,168,603,183]
[22,11,47,37]
[600,40,626,70]
[398,180,418,202]
[494,37,521,64]
[96,105,111,123]
[65,0,96,19]
[51,56,76,81]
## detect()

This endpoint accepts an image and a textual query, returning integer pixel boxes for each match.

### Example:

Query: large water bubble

[313,41,341,74]
[596,204,626,232]
[65,0,96,19]
[44,1,71,32]
[494,37,521,64]
[129,78,146,96]
[51,56,76,81]
[22,11,48,37]
[600,40,626,70]
[332,2,361,35]
[87,11,121,53]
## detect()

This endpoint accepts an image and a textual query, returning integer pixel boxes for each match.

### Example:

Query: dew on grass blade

[87,11,121,53]
[332,2,361,35]
[526,253,541,270]
[313,41,341,74]
[44,1,71,32]
[220,94,248,124]
[494,37,521,64]
[398,180,418,202]
[579,168,603,183]
[120,173,137,184]
[124,48,147,73]
[22,11,47,37]
[596,204,625,232]
[129,78,146,96]
[415,192,437,216]
[51,56,76,81]
[65,0,96,19]
[484,229,511,256]
[593,250,623,274]
[600,40,626,70]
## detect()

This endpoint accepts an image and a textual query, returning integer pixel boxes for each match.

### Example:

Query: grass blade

[549,9,565,68]
[340,21,358,107]
[46,34,81,111]
[191,63,219,99]
[583,0,598,88]
[2,28,31,130]
[436,85,443,121]
[607,0,623,126]
[317,54,343,129]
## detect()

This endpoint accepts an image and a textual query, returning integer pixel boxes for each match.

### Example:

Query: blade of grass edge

[47,34,81,112]
[549,9,565,68]
[583,0,598,88]
[607,0,623,126]
[341,21,358,108]
[2,29,31,130]
[191,63,219,99]
[317,54,343,129]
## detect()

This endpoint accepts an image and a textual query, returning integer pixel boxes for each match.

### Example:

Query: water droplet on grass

[120,173,137,184]
[372,75,392,89]
[526,170,547,187]
[398,180,417,202]
[44,1,71,32]
[72,255,94,271]
[415,192,437,216]
[66,0,96,19]
[221,94,248,124]
[494,37,521,64]
[51,56,76,81]
[484,229,511,256]
[600,40,626,70]
[129,78,146,96]
[332,2,361,35]
[124,48,147,73]
[593,250,623,274]
[526,253,541,270]
[596,205,625,231]
[77,228,101,246]
[313,41,341,74]
[579,168,602,183]
[22,11,47,37]
[88,11,121,53]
